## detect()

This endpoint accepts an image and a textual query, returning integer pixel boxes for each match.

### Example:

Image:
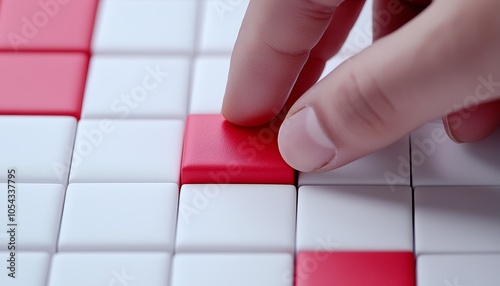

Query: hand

[221,0,500,172]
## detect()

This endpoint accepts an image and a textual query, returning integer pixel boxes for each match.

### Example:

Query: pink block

[0,53,89,118]
[0,0,98,51]
[295,252,415,286]
[181,114,295,185]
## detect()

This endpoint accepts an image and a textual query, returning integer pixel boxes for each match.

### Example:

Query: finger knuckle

[334,67,397,136]
[297,0,337,21]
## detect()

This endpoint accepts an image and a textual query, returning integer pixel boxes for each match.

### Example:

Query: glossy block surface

[411,123,500,186]
[418,254,500,286]
[69,120,184,183]
[59,183,178,252]
[296,186,413,252]
[0,184,64,252]
[0,54,88,118]
[176,184,296,253]
[0,252,50,285]
[0,0,98,51]
[181,114,294,184]
[414,186,500,254]
[0,116,76,184]
[295,252,415,286]
[171,253,293,286]
[48,253,171,286]
[199,0,249,53]
[92,0,196,53]
[189,56,230,114]
[82,56,190,119]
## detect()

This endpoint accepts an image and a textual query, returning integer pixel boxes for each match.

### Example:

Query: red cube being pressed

[0,53,88,118]
[0,0,98,52]
[181,114,295,185]
[295,252,415,286]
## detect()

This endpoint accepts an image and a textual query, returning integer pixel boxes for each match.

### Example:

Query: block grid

[0,0,499,285]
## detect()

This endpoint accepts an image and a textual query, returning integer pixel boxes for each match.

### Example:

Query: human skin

[222,0,500,172]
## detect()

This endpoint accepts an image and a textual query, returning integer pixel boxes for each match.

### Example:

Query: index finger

[221,0,362,126]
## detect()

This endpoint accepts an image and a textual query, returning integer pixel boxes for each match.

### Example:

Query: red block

[295,252,415,286]
[0,0,98,51]
[181,114,295,185]
[0,53,89,118]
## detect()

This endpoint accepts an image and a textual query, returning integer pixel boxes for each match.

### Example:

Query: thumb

[277,0,500,172]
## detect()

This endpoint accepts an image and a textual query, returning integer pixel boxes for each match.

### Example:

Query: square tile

[48,252,171,286]
[199,0,249,53]
[296,252,415,286]
[92,0,197,53]
[0,116,76,184]
[189,56,230,114]
[0,184,65,252]
[176,184,296,253]
[171,253,293,286]
[69,119,184,183]
[0,0,98,51]
[415,186,500,254]
[181,114,294,184]
[411,123,500,186]
[0,252,50,284]
[82,56,190,119]
[296,185,413,252]
[0,53,88,118]
[418,254,500,286]
[58,183,178,252]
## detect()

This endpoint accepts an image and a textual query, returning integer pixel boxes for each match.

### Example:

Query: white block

[418,254,500,286]
[92,0,197,53]
[296,185,413,252]
[189,56,230,114]
[171,253,293,286]
[299,136,410,187]
[0,184,64,252]
[0,116,76,184]
[48,252,171,286]
[412,123,500,186]
[69,120,184,183]
[58,183,178,252]
[415,186,500,254]
[0,252,50,284]
[176,184,296,253]
[82,56,190,119]
[339,0,373,57]
[199,0,249,53]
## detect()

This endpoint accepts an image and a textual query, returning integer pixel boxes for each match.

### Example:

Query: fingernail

[442,114,463,144]
[278,106,336,172]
